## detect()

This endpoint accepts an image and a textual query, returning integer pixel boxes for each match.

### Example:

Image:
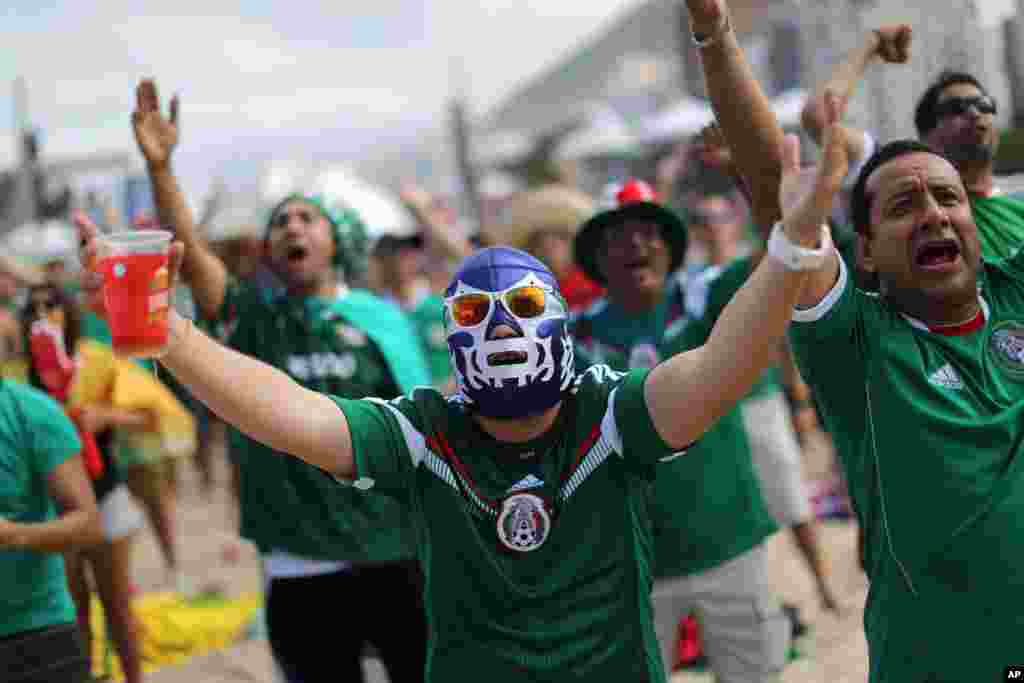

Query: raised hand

[132,80,179,169]
[693,123,733,171]
[779,92,848,239]
[684,0,728,40]
[399,184,435,215]
[73,210,185,319]
[873,24,912,64]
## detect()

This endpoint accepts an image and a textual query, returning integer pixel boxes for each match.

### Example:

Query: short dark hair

[848,139,952,234]
[914,70,989,137]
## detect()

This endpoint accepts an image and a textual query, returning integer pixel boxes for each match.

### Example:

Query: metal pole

[450,95,484,227]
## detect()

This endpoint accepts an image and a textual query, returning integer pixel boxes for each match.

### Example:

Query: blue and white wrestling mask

[444,247,575,419]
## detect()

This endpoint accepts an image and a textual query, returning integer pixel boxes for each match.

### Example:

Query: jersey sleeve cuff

[792,250,848,323]
[614,369,689,461]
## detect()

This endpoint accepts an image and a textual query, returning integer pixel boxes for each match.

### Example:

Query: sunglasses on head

[448,285,562,328]
[935,95,996,119]
[270,209,318,229]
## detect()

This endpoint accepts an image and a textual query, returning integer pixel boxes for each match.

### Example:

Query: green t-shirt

[574,275,777,577]
[970,192,1024,260]
[690,258,782,399]
[0,380,83,637]
[206,281,428,561]
[407,293,451,388]
[790,254,1024,682]
[338,366,678,683]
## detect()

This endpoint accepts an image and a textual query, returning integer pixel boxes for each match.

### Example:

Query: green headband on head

[266,193,369,281]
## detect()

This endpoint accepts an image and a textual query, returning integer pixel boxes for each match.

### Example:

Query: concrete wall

[796,0,1008,142]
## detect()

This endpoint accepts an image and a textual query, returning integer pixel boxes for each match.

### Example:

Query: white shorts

[652,544,789,682]
[100,484,146,542]
[741,392,813,526]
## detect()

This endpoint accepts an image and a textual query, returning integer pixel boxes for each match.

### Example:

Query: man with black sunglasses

[802,27,1024,260]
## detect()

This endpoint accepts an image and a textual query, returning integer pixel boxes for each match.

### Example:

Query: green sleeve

[195,278,254,342]
[997,240,1024,279]
[13,383,82,477]
[787,257,869,458]
[332,393,420,499]
[612,369,681,466]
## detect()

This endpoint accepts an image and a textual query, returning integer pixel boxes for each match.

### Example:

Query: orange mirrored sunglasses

[448,285,554,327]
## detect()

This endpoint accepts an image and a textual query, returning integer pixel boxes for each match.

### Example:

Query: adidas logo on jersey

[508,474,544,493]
[928,363,963,390]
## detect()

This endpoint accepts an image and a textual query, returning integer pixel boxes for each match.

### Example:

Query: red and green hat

[573,179,688,284]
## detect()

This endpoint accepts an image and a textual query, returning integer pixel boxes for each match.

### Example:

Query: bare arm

[159,313,355,478]
[688,1,785,228]
[3,456,102,552]
[645,1,845,448]
[76,405,154,433]
[801,25,910,158]
[134,80,229,320]
[76,214,355,479]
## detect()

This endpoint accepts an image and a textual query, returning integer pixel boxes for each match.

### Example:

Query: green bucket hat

[265,193,369,281]
[574,179,688,285]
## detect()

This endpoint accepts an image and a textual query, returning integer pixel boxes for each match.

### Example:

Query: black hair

[914,70,989,137]
[848,139,953,235]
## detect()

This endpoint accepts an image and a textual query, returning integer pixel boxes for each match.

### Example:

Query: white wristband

[766,221,832,271]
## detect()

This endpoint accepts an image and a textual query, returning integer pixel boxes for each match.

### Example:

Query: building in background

[477,0,1023,189]
[797,0,1004,143]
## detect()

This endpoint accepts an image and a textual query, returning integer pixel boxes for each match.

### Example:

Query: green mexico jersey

[970,192,1024,260]
[0,381,82,637]
[208,280,424,561]
[790,254,1024,682]
[574,274,777,577]
[689,259,782,399]
[336,366,680,683]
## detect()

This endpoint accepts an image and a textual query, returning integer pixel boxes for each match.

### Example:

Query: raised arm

[685,0,784,228]
[133,80,229,320]
[801,24,911,159]
[644,17,846,449]
[77,216,355,479]
[160,312,355,477]
[400,185,474,262]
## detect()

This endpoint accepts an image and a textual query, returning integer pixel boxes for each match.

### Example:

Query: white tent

[2,220,79,266]
[554,105,641,161]
[772,88,808,128]
[640,89,809,144]
[311,167,418,240]
[639,95,714,144]
[473,130,535,168]
[202,197,265,243]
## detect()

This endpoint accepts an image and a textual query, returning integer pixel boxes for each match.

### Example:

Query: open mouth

[915,239,961,269]
[286,245,309,262]
[487,350,528,366]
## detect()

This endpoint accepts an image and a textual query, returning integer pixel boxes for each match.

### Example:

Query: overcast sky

[0,0,641,194]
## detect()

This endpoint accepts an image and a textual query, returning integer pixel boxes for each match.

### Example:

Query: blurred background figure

[482,184,604,312]
[21,282,147,683]
[0,372,101,683]
[369,230,454,392]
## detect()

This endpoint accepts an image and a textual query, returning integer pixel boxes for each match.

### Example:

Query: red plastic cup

[98,230,173,358]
